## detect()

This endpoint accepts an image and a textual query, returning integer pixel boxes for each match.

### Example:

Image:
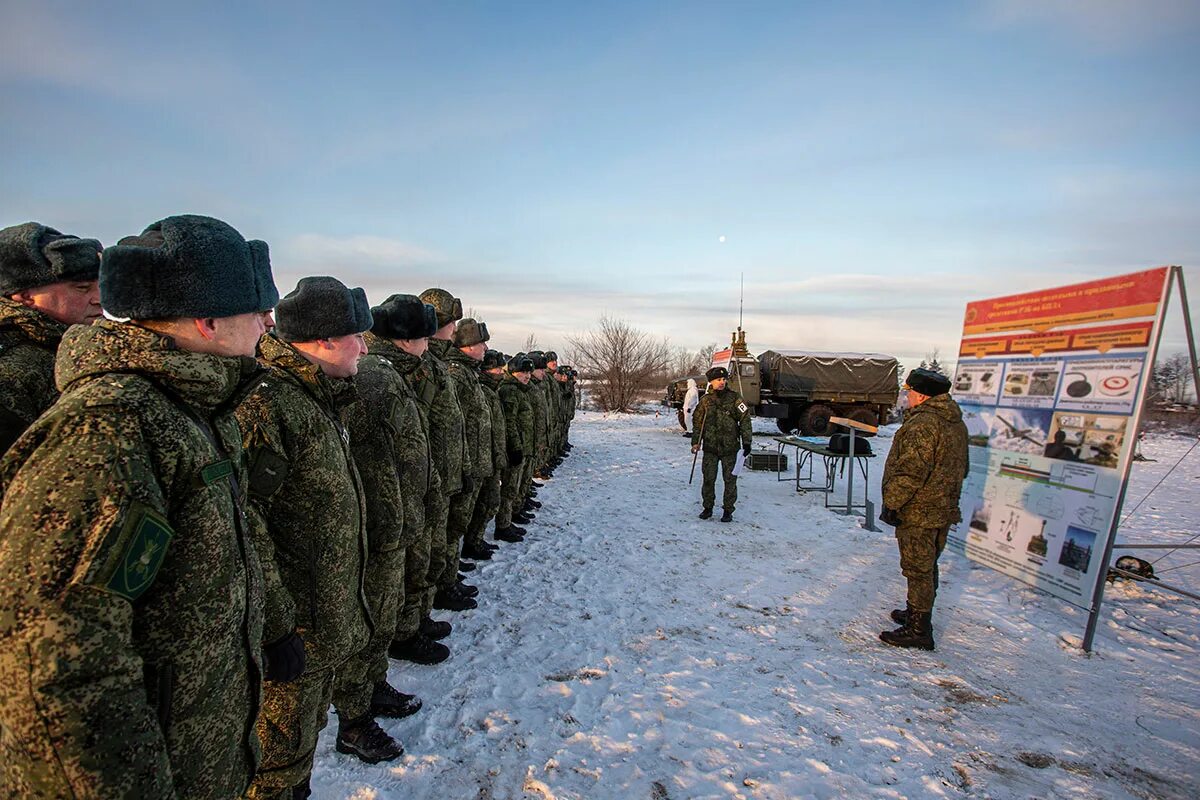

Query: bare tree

[1152,352,1196,404]
[522,333,540,353]
[568,316,673,412]
[919,348,950,376]
[669,342,719,378]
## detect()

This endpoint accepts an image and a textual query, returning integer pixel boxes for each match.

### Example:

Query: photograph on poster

[959,404,995,448]
[999,359,1063,409]
[952,361,1004,404]
[1046,412,1127,468]
[1059,526,1098,573]
[988,408,1053,454]
[1055,356,1145,414]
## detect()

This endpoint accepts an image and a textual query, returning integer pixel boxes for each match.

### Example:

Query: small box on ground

[746,452,788,471]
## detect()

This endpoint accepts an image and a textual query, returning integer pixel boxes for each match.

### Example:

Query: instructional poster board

[950,267,1171,607]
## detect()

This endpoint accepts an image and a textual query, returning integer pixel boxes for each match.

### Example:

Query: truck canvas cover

[758,350,898,396]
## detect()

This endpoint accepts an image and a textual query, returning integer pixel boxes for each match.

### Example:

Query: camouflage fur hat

[372,293,437,340]
[544,350,558,363]
[453,317,490,347]
[508,354,534,373]
[275,276,372,342]
[101,214,278,320]
[0,222,102,295]
[706,366,728,381]
[419,287,462,328]
[527,350,547,369]
[482,349,507,369]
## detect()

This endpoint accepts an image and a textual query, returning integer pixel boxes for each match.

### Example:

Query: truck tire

[801,404,834,436]
[847,408,879,435]
[776,417,800,435]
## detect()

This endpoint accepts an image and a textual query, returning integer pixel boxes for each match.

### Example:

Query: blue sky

[2,0,1198,367]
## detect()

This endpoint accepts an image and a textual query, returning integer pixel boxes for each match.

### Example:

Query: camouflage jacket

[498,375,533,457]
[692,387,753,455]
[0,297,69,455]
[419,339,470,493]
[354,334,435,551]
[528,375,550,461]
[882,393,970,528]
[0,320,265,799]
[235,334,372,669]
[445,348,493,479]
[559,378,576,422]
[542,373,561,438]
[479,371,507,474]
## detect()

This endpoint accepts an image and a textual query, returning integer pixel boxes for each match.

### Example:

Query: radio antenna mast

[739,272,744,330]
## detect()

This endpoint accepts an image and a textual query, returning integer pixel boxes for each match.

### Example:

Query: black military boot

[890,604,910,625]
[879,611,935,651]
[698,508,713,519]
[456,580,479,598]
[458,560,476,572]
[720,509,733,523]
[531,481,544,489]
[495,526,526,543]
[292,779,312,800]
[514,511,534,525]
[524,498,542,510]
[460,542,493,561]
[336,715,404,763]
[370,681,423,719]
[434,585,477,611]
[388,633,450,664]
[419,615,452,640]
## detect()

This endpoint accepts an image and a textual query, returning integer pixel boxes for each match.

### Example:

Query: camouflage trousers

[496,464,523,529]
[333,545,403,721]
[467,473,502,547]
[701,450,739,512]
[248,668,335,798]
[397,524,431,641]
[422,485,451,612]
[443,483,481,590]
[895,524,950,613]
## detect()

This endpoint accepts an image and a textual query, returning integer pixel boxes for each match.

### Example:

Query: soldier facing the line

[691,365,752,523]
[0,214,277,798]
[0,222,102,454]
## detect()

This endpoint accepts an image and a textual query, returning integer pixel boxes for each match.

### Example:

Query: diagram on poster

[949,267,1170,607]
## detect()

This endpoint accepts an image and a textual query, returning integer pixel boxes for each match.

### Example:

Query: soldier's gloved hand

[880,507,901,527]
[508,448,524,467]
[263,630,305,682]
[691,444,700,454]
[461,475,475,494]
[743,445,752,457]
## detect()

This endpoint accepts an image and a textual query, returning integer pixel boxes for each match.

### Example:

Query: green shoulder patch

[100,503,174,602]
[199,459,234,486]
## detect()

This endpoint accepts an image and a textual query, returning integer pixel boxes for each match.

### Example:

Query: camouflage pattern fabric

[0,319,265,799]
[542,372,562,455]
[445,483,481,585]
[468,370,507,546]
[235,334,373,795]
[446,348,493,480]
[881,393,970,529]
[497,375,533,528]
[244,670,335,800]
[330,334,429,718]
[528,375,550,468]
[422,338,471,493]
[0,297,68,454]
[701,451,740,512]
[896,524,950,612]
[691,387,752,456]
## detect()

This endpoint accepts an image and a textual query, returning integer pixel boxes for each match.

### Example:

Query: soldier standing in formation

[879,368,969,651]
[691,366,753,522]
[0,223,102,452]
[0,215,277,798]
[495,354,535,544]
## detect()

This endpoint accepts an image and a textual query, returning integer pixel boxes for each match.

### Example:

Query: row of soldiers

[0,215,578,799]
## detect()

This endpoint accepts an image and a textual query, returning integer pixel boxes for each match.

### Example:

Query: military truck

[666,329,899,436]
[662,374,705,429]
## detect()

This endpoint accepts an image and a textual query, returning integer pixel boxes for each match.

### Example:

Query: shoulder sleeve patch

[247,447,289,498]
[737,401,748,414]
[93,502,174,602]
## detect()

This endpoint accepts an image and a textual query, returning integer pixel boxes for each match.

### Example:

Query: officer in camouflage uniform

[879,368,969,651]
[236,277,376,798]
[691,366,752,523]
[445,318,493,574]
[0,222,102,455]
[555,365,576,453]
[465,347,509,557]
[417,288,477,611]
[0,215,277,798]
[543,350,563,468]
[495,354,534,542]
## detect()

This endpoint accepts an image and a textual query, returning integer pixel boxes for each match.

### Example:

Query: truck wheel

[801,404,834,436]
[776,417,799,435]
[847,408,879,435]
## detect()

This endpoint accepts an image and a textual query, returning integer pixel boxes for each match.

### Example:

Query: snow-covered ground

[313,410,1200,800]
